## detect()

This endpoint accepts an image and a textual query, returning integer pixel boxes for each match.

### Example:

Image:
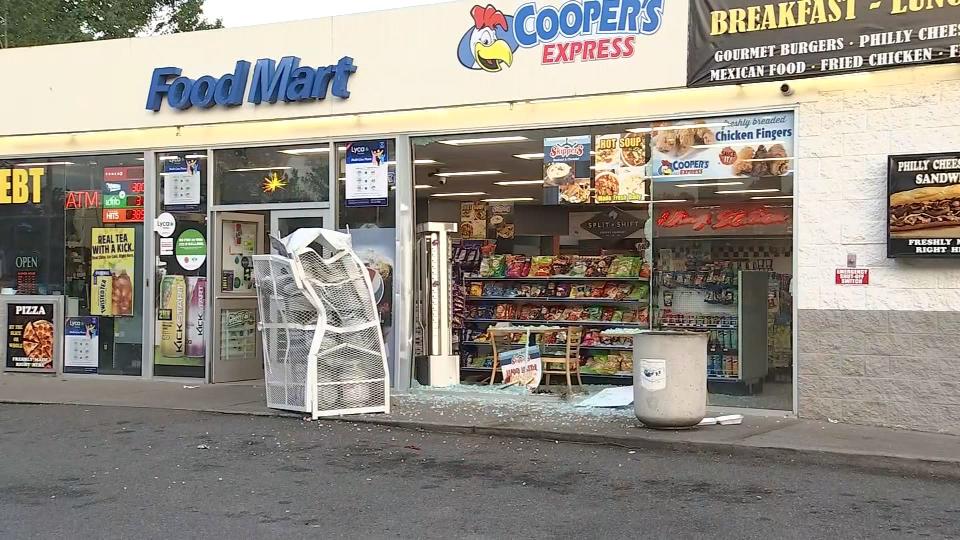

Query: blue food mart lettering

[146,56,356,111]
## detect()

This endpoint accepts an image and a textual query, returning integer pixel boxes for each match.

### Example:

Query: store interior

[412,116,795,410]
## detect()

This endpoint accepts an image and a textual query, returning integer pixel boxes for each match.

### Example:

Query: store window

[413,112,795,410]
[0,154,146,375]
[336,139,398,380]
[213,144,330,205]
[154,151,209,378]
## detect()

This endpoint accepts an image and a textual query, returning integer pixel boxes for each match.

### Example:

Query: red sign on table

[836,268,869,285]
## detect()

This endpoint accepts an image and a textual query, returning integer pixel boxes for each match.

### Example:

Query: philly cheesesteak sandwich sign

[689,0,960,87]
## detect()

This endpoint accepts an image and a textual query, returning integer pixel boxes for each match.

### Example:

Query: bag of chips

[530,256,554,277]
[608,256,642,277]
[479,255,507,278]
[506,255,531,278]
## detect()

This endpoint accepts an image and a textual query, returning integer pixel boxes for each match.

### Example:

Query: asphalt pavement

[1,404,958,539]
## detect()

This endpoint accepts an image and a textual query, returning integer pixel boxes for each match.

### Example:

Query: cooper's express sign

[457,1,665,71]
[0,168,44,204]
[689,0,960,87]
[146,56,357,111]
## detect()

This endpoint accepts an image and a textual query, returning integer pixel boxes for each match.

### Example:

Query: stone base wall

[798,309,960,435]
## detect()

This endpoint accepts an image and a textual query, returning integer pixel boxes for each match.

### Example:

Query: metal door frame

[210,211,265,383]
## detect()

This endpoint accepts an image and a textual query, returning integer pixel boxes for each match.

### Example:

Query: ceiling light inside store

[414,185,434,189]
[185,154,207,159]
[513,153,545,160]
[751,195,794,200]
[228,166,294,172]
[158,156,179,161]
[16,161,74,166]
[434,170,503,177]
[384,159,439,165]
[338,146,348,152]
[626,127,653,134]
[482,197,535,202]
[693,141,785,150]
[431,192,487,197]
[437,136,529,146]
[674,181,744,188]
[280,148,330,155]
[494,180,545,186]
[715,188,780,194]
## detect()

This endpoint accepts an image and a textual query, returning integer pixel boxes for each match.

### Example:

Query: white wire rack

[252,229,390,419]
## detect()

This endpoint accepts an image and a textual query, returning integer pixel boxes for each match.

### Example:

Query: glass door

[270,209,333,244]
[211,212,264,382]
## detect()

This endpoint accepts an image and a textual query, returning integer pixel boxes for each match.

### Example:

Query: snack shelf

[661,323,738,330]
[464,318,646,328]
[459,366,633,380]
[460,340,632,351]
[470,276,648,282]
[467,296,647,305]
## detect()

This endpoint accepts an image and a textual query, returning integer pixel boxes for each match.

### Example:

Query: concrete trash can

[632,330,709,429]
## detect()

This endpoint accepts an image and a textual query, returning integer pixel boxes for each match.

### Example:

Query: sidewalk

[2,373,959,470]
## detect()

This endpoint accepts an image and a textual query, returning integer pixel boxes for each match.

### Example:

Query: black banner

[888,152,960,258]
[5,302,56,371]
[689,0,960,87]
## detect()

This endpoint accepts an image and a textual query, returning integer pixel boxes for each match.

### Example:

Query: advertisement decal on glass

[64,317,99,374]
[456,2,666,71]
[689,1,960,88]
[594,133,650,203]
[649,113,794,180]
[888,153,960,258]
[5,303,56,372]
[460,202,488,240]
[175,229,207,271]
[162,157,202,211]
[15,255,39,295]
[186,277,207,358]
[499,345,543,390]
[65,191,101,210]
[159,275,187,359]
[344,140,389,208]
[90,228,136,317]
[544,135,592,204]
[0,168,44,204]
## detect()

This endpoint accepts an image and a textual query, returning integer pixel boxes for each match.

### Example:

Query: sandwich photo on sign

[888,153,960,257]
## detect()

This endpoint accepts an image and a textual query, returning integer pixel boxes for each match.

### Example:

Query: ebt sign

[457,1,665,71]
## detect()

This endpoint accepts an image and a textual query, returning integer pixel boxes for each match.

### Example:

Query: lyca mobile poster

[91,228,136,317]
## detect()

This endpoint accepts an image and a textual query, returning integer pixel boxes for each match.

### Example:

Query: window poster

[543,135,592,204]
[594,132,650,203]
[460,202,487,240]
[5,302,56,372]
[162,157,202,211]
[64,317,99,374]
[344,140,389,207]
[648,113,795,180]
[90,228,136,317]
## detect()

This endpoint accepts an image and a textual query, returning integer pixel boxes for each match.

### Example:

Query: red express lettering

[542,37,636,64]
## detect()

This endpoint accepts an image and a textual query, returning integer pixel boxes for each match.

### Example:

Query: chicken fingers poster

[91,228,136,316]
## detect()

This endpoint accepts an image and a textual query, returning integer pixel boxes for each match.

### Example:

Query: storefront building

[1,1,959,433]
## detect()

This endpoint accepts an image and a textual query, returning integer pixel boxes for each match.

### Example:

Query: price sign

[103,208,145,223]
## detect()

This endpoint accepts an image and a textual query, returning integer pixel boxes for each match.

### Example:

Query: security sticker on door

[640,359,666,391]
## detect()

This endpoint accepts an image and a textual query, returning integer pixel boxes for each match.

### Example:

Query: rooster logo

[457,4,519,72]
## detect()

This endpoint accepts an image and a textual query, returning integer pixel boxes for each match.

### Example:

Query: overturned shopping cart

[251,229,390,419]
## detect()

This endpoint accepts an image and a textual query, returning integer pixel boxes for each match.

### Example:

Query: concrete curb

[341,415,960,479]
[5,399,959,477]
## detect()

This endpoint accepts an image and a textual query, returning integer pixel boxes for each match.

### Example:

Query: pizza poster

[888,153,960,258]
[5,303,56,371]
[90,228,136,317]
